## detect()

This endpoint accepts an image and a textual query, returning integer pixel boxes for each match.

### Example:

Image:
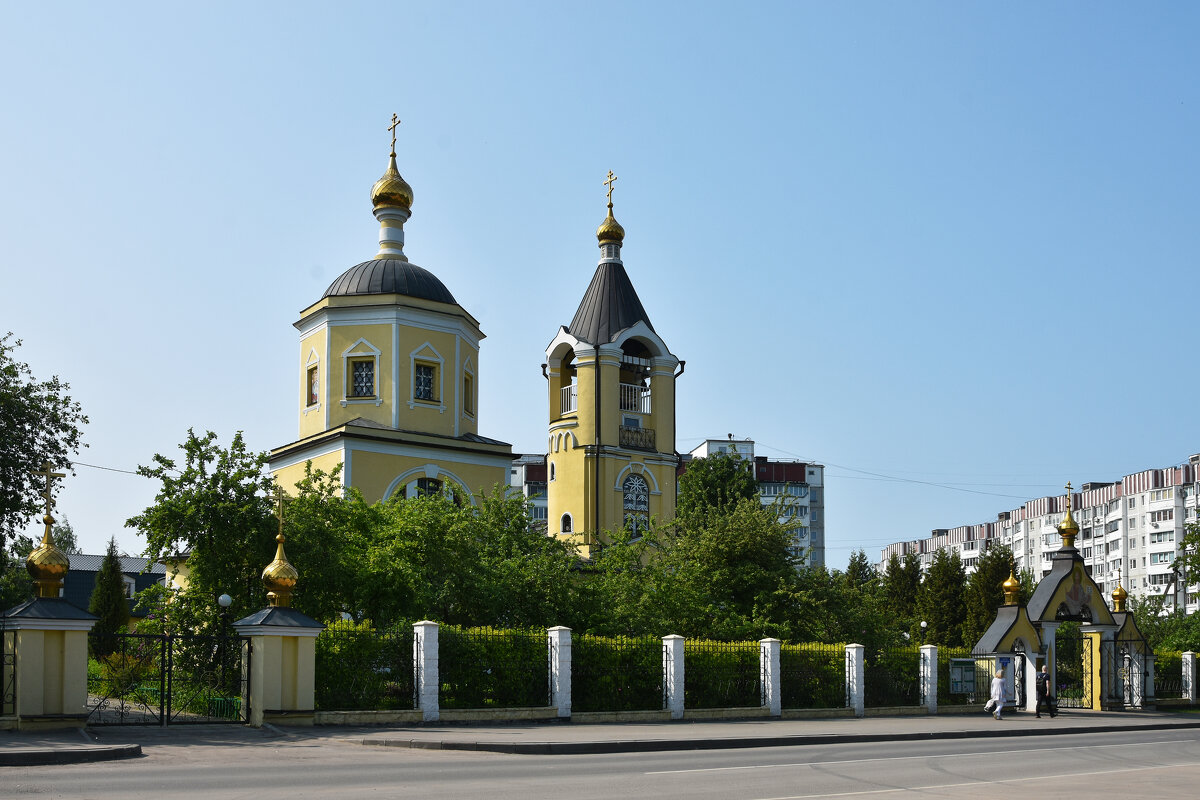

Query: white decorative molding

[613,462,660,494]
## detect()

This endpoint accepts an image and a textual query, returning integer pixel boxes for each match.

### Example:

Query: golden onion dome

[27,517,69,597]
[262,534,299,607]
[596,206,625,244]
[1002,569,1020,605]
[371,155,414,211]
[1112,581,1129,613]
[1058,500,1079,549]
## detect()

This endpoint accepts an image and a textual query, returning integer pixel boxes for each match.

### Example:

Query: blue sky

[2,3,1197,568]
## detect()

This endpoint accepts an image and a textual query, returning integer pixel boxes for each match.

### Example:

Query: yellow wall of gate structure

[7,628,90,727]
[241,631,317,727]
[1085,630,1103,710]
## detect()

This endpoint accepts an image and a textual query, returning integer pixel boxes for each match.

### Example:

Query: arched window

[401,478,444,499]
[549,462,556,481]
[623,474,649,539]
[560,514,572,534]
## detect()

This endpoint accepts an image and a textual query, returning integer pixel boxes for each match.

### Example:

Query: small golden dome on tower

[371,155,414,211]
[27,516,69,598]
[1002,569,1020,605]
[1112,581,1128,613]
[596,208,625,244]
[1058,484,1079,549]
[262,534,298,608]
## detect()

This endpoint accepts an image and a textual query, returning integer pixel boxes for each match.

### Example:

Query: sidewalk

[4,709,1198,765]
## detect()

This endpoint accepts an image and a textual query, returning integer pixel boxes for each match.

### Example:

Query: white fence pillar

[1184,652,1197,704]
[846,643,865,717]
[548,626,571,718]
[414,620,439,722]
[760,638,781,717]
[920,644,938,714]
[663,635,685,720]
[1142,652,1155,706]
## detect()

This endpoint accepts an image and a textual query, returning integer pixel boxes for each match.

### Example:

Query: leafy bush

[780,642,846,709]
[1155,650,1183,699]
[864,645,921,707]
[684,640,760,709]
[315,619,415,711]
[572,634,662,712]
[438,626,548,709]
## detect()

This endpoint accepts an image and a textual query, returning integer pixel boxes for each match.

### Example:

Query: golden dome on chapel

[371,155,414,211]
[596,207,625,244]
[262,534,299,607]
[27,518,69,597]
[1002,569,1020,605]
[1112,581,1128,612]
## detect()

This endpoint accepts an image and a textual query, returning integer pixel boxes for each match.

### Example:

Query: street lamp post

[920,620,928,645]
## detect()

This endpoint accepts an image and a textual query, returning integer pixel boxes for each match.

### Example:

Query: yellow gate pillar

[233,533,324,727]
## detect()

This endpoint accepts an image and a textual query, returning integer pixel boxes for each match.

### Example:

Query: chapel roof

[322,258,457,305]
[567,261,654,346]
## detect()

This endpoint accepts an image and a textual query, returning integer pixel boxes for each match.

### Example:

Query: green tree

[676,447,759,520]
[844,549,878,595]
[916,547,966,646]
[88,537,130,656]
[126,429,275,631]
[0,333,88,556]
[962,544,1015,648]
[880,552,922,624]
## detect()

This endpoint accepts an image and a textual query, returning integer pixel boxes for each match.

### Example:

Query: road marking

[644,738,1194,775]
[750,762,1194,799]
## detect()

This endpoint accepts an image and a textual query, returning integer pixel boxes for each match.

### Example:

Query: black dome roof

[322,259,457,305]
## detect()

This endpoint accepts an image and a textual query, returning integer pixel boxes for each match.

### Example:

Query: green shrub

[315,619,415,711]
[684,640,760,709]
[572,634,662,712]
[780,642,846,709]
[438,626,548,709]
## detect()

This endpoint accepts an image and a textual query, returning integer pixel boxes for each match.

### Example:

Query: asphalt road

[5,728,1200,799]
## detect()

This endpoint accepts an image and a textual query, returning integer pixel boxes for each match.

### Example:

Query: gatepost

[1183,652,1197,704]
[234,534,323,727]
[663,635,684,719]
[846,643,865,717]
[548,626,571,718]
[760,638,781,717]
[0,486,97,731]
[920,644,938,714]
[414,621,439,721]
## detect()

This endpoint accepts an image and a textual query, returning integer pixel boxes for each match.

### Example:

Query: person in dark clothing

[1035,663,1057,718]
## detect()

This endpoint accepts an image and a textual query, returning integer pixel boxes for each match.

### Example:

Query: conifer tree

[88,537,130,657]
[962,544,1015,648]
[916,547,966,646]
[881,551,922,624]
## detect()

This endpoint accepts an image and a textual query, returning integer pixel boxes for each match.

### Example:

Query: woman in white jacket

[989,669,1005,720]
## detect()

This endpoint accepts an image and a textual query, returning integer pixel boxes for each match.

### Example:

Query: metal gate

[86,631,249,725]
[1012,649,1026,710]
[1,628,15,717]
[1121,649,1145,707]
[1055,631,1094,709]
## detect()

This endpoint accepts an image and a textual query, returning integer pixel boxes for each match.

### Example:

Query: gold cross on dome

[603,170,618,204]
[387,113,402,156]
[29,461,66,516]
[269,484,289,537]
[1065,481,1073,497]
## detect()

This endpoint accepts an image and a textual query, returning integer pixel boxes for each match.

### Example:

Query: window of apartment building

[1108,540,1121,553]
[1150,551,1175,565]
[1129,497,1136,508]
[1129,517,1136,528]
[1149,573,1173,586]
[1042,552,1053,562]
[1150,488,1175,502]
[1150,509,1174,523]
[1150,530,1174,544]
[1130,558,1137,569]
[810,509,819,523]
[1106,520,1121,533]
[1129,538,1136,549]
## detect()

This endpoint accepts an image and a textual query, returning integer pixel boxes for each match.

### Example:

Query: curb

[0,744,142,767]
[359,719,1200,756]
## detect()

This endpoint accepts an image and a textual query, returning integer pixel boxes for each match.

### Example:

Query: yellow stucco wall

[14,629,88,718]
[348,449,508,504]
[272,450,346,496]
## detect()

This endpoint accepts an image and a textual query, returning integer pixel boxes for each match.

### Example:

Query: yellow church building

[269,121,513,503]
[544,173,682,556]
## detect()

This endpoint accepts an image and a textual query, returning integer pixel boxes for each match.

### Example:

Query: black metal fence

[87,631,247,725]
[439,627,549,709]
[571,635,663,712]
[315,625,416,711]
[780,643,845,709]
[684,640,761,709]
[864,645,921,707]
[1154,651,1183,699]
[1,627,15,717]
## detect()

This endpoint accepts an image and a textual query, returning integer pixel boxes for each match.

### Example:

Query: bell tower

[545,173,681,556]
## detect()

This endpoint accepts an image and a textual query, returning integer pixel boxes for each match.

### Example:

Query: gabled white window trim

[341,338,383,408]
[409,342,446,413]
[303,348,322,417]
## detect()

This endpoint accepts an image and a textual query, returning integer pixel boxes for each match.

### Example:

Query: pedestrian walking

[987,669,1005,720]
[1035,663,1057,718]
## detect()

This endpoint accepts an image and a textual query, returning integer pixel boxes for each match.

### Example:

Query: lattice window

[415,363,435,401]
[350,359,374,397]
[623,474,649,538]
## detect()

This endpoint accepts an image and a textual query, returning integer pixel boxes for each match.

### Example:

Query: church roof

[567,262,654,346]
[323,258,457,305]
